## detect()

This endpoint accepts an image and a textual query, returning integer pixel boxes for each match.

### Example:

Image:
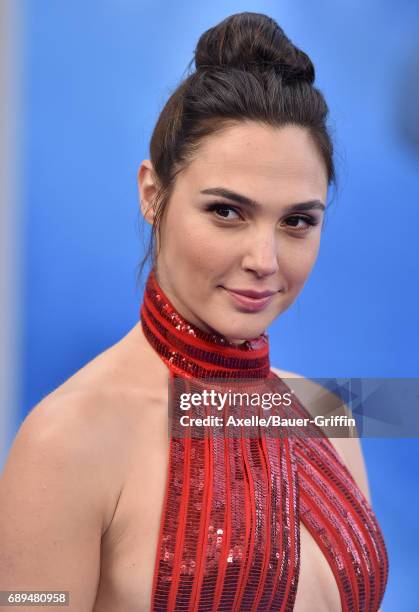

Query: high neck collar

[139,268,271,379]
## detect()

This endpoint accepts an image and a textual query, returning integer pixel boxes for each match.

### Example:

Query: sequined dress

[139,269,389,611]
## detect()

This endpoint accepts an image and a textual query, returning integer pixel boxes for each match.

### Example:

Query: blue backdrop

[20,1,419,609]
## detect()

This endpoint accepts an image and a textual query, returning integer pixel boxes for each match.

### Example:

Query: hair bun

[194,12,315,85]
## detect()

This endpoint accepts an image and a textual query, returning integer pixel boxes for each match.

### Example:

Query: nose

[241,229,280,278]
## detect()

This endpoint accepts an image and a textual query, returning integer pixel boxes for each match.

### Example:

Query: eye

[284,214,319,231]
[206,203,242,221]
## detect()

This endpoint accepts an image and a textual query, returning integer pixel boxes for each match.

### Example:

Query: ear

[137,159,158,225]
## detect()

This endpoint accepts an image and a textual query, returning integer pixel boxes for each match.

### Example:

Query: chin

[215,321,268,342]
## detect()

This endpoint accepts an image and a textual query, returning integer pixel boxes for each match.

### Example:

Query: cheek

[162,214,228,274]
[279,237,320,287]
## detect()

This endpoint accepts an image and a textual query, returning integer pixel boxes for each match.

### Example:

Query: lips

[225,288,277,299]
[222,287,277,312]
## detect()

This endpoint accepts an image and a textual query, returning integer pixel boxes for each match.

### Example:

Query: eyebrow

[200,187,326,214]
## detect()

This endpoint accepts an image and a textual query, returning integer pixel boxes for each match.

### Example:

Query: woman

[0,12,388,612]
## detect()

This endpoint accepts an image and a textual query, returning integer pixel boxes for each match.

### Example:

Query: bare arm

[0,393,116,611]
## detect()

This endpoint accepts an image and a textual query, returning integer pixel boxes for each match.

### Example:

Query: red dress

[140,268,389,611]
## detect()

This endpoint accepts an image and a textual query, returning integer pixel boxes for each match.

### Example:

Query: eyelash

[205,202,320,230]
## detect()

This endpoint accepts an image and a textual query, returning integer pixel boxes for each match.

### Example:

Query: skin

[0,122,377,612]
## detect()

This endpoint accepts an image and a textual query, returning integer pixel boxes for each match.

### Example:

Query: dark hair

[137,11,336,284]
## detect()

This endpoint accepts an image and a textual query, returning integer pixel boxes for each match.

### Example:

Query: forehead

[179,121,328,202]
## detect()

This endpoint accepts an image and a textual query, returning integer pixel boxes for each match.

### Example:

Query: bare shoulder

[0,386,134,607]
[6,321,164,502]
[270,366,372,505]
[3,320,165,512]
[0,322,165,607]
[4,386,133,532]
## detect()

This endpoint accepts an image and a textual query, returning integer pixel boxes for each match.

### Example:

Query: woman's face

[139,121,328,343]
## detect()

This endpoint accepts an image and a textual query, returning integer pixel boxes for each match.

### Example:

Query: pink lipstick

[222,287,276,312]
